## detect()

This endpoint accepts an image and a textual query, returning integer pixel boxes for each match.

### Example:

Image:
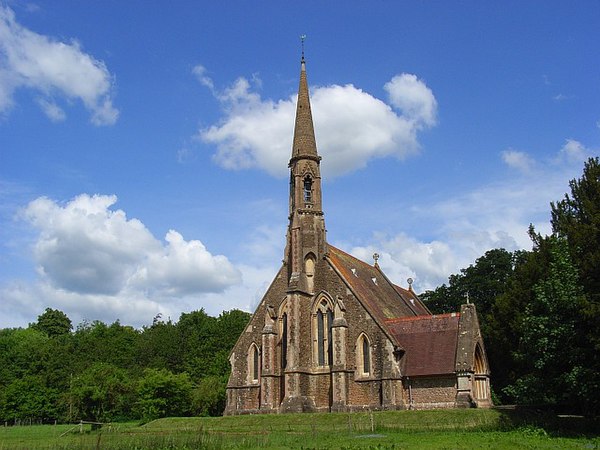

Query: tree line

[421,157,600,415]
[0,308,250,423]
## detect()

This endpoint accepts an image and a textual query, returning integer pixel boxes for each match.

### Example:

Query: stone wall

[404,376,457,409]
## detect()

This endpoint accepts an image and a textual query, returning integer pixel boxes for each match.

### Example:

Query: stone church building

[225,56,491,414]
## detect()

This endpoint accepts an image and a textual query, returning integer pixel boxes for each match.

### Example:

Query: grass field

[0,408,598,449]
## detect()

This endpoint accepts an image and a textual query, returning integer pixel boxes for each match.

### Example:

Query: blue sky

[1,1,598,328]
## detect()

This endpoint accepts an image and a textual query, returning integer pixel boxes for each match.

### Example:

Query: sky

[1,1,599,329]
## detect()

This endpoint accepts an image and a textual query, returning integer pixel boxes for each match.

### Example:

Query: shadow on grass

[494,405,600,438]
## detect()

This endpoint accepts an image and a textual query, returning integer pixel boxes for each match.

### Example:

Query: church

[225,55,492,414]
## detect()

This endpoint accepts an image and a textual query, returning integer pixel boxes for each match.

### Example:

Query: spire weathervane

[300,34,307,61]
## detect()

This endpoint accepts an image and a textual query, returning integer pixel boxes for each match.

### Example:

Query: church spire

[284,49,326,291]
[290,48,319,162]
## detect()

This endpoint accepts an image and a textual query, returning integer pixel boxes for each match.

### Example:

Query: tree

[135,368,193,421]
[192,375,227,417]
[504,237,587,407]
[32,308,72,337]
[0,375,59,423]
[551,157,600,303]
[549,156,600,414]
[71,363,134,422]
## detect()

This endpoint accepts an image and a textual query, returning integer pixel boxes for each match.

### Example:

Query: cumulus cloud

[197,67,437,177]
[2,194,241,326]
[0,5,118,124]
[384,74,437,127]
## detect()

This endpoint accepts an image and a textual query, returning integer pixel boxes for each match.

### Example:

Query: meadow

[0,408,598,449]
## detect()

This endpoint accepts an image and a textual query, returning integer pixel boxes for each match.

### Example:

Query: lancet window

[313,297,334,367]
[356,333,372,376]
[248,343,260,384]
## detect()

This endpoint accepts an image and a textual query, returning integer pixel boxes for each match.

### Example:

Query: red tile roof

[385,314,460,376]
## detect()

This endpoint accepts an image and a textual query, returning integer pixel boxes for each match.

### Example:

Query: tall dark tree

[549,156,600,414]
[550,157,600,345]
[504,237,587,407]
[551,157,600,298]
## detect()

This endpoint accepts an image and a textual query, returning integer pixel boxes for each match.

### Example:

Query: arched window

[356,334,371,376]
[313,297,334,367]
[281,313,288,370]
[327,309,334,366]
[317,310,325,365]
[303,176,312,202]
[248,343,260,384]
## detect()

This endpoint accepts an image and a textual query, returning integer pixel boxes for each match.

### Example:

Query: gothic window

[327,309,334,366]
[281,313,288,370]
[313,297,334,367]
[303,176,312,203]
[317,310,325,365]
[248,343,260,384]
[356,334,371,376]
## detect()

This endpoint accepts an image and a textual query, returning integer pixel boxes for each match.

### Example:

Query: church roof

[385,314,460,376]
[327,245,459,375]
[327,245,429,321]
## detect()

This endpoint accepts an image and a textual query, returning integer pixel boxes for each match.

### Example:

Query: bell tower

[280,50,327,412]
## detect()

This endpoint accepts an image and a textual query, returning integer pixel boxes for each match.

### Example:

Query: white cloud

[348,233,455,292]
[558,139,590,164]
[501,149,535,173]
[198,68,437,177]
[1,194,241,327]
[384,74,437,127]
[0,5,118,125]
[36,97,66,122]
[346,142,592,293]
[192,64,214,91]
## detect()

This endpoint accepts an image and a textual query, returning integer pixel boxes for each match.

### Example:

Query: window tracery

[312,296,334,367]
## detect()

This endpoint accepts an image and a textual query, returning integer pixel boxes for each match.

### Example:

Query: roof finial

[372,252,380,267]
[300,34,307,63]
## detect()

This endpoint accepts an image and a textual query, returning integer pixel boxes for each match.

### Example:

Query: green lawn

[0,409,598,449]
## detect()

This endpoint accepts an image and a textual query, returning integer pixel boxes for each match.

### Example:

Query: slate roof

[385,314,460,376]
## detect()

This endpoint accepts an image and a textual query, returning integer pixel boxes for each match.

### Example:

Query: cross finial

[300,34,307,62]
[407,277,414,291]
